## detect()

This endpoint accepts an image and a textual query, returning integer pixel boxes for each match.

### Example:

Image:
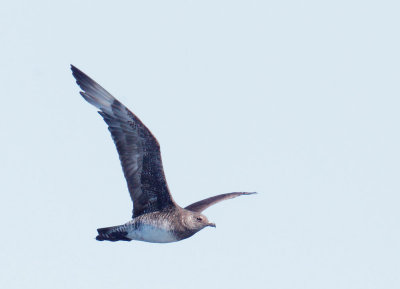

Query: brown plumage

[71,65,256,243]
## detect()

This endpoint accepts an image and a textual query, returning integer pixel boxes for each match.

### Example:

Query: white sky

[1,1,399,288]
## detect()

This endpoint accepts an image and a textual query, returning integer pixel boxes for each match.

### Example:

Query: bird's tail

[96,225,131,242]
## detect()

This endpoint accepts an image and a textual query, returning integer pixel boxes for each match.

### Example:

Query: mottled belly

[126,224,178,243]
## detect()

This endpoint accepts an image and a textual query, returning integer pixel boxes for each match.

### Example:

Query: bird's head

[185,212,216,231]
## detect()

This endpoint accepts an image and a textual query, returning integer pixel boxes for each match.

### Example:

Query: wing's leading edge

[185,192,256,213]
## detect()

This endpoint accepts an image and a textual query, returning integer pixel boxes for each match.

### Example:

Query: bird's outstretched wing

[185,192,256,213]
[71,65,175,218]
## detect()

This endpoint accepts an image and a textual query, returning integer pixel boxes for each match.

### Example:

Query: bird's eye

[196,217,202,222]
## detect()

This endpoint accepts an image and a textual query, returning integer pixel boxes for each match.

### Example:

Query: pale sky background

[1,1,399,288]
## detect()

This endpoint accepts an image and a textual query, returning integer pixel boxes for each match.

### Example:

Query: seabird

[71,65,256,243]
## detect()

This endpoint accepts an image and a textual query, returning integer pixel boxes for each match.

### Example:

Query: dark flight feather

[185,192,256,213]
[71,65,175,218]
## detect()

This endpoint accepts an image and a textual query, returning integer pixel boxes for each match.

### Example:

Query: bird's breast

[126,223,178,243]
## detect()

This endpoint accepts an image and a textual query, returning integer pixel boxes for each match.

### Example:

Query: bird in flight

[71,65,256,243]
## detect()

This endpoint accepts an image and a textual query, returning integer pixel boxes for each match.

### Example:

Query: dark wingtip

[70,65,87,82]
[70,64,80,75]
[236,192,257,196]
[96,235,105,241]
[71,65,83,84]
